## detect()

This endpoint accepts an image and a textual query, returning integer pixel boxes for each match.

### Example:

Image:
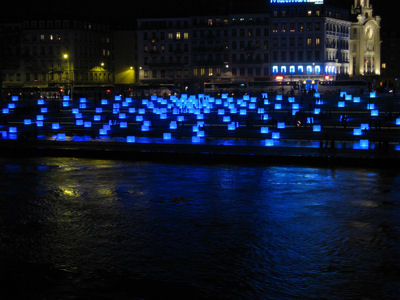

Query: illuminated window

[315,65,321,74]
[307,10,312,16]
[289,66,295,74]
[200,68,205,76]
[176,32,181,40]
[316,38,320,46]
[208,19,213,26]
[306,65,313,74]
[168,33,173,39]
[298,65,304,73]
[298,23,304,32]
[281,66,287,74]
[307,38,312,46]
[272,66,279,74]
[184,32,189,39]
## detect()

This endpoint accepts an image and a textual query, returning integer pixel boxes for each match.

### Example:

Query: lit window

[289,66,295,74]
[307,38,312,46]
[298,65,304,73]
[316,38,320,46]
[281,66,287,74]
[176,32,181,40]
[308,10,312,16]
[168,33,173,39]
[306,65,313,74]
[315,65,321,74]
[272,66,279,74]
[184,32,189,39]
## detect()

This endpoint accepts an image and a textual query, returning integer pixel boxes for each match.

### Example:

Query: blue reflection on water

[0,158,399,299]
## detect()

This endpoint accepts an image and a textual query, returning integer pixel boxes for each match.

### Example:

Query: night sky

[0,0,395,33]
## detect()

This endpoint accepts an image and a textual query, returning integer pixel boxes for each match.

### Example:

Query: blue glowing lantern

[263,114,269,120]
[353,128,362,136]
[264,99,269,105]
[99,129,107,135]
[141,125,150,132]
[84,121,92,128]
[276,95,283,101]
[75,113,83,119]
[361,123,370,130]
[338,101,345,108]
[1,131,7,138]
[119,113,127,119]
[396,118,400,125]
[265,139,274,147]
[261,127,269,134]
[24,119,32,125]
[177,116,184,122]
[76,119,84,126]
[292,104,299,110]
[9,127,17,133]
[345,94,352,101]
[115,95,122,101]
[136,115,144,122]
[218,109,225,115]
[36,121,44,127]
[79,103,86,109]
[138,108,145,115]
[11,96,19,101]
[63,96,70,101]
[314,93,320,98]
[62,102,70,107]
[169,121,177,130]
[127,136,136,143]
[274,103,282,110]
[360,139,369,149]
[36,115,44,121]
[37,99,45,105]
[340,91,347,98]
[94,115,101,121]
[258,108,265,114]
[196,114,204,120]
[277,122,285,129]
[314,108,321,115]
[129,107,136,114]
[101,99,108,105]
[367,103,375,110]
[160,113,167,120]
[370,92,376,98]
[288,97,295,103]
[80,98,87,103]
[72,108,79,114]
[228,123,236,131]
[249,103,256,110]
[52,123,60,130]
[272,132,280,139]
[197,131,205,137]
[223,116,231,123]
[41,107,48,113]
[313,125,321,132]
[353,97,361,103]
[2,108,9,114]
[192,125,199,133]
[192,136,201,143]
[56,133,66,141]
[8,103,16,109]
[163,132,172,140]
[292,110,298,116]
[239,109,247,116]
[96,107,103,113]
[120,122,128,128]
[371,110,379,117]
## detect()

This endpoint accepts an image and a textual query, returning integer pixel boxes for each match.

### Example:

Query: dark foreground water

[0,158,399,299]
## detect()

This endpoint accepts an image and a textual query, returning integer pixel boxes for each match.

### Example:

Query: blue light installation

[24,119,32,125]
[261,127,269,134]
[41,107,48,113]
[277,122,285,129]
[265,139,274,147]
[313,125,321,132]
[56,133,66,141]
[353,128,362,136]
[2,108,9,114]
[9,127,17,133]
[126,136,136,143]
[52,123,60,130]
[371,110,379,117]
[163,132,172,140]
[272,132,280,139]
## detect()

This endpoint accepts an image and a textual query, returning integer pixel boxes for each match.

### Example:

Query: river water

[0,158,399,299]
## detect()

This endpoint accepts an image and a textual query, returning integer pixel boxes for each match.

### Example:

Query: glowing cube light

[94,115,101,121]
[24,119,32,125]
[9,127,17,133]
[265,139,274,147]
[163,132,172,140]
[371,110,379,117]
[370,92,376,98]
[56,133,66,141]
[120,122,128,128]
[52,123,60,130]
[126,136,136,143]
[261,127,269,134]
[2,108,9,114]
[353,128,362,136]
[313,125,322,132]
[277,122,285,129]
[41,107,48,113]
[338,101,345,108]
[360,139,369,149]
[276,95,283,101]
[314,108,321,115]
[272,132,280,139]
[84,121,92,128]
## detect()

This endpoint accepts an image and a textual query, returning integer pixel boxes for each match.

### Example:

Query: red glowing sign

[275,75,284,81]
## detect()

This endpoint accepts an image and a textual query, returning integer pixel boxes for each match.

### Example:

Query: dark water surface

[0,158,399,299]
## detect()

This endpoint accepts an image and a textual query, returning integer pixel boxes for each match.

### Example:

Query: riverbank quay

[1,138,400,169]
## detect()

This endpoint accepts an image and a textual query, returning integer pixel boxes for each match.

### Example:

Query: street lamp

[62,53,73,99]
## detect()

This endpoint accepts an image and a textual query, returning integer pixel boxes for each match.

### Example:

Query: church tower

[350,0,381,76]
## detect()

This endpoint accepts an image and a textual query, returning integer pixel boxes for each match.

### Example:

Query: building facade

[137,14,270,90]
[0,19,114,98]
[350,0,381,77]
[269,2,352,82]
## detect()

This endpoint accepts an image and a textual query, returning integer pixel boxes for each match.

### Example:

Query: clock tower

[350,0,381,76]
